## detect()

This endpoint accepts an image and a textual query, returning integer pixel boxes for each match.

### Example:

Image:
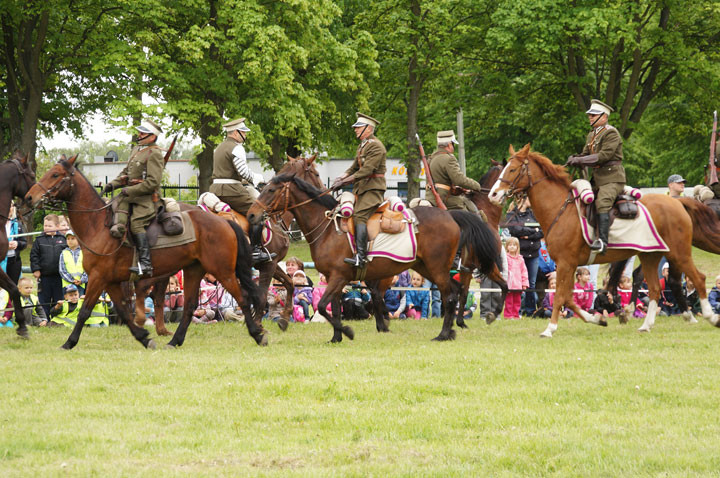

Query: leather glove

[331,176,350,191]
[566,155,580,166]
[102,183,115,194]
[120,187,130,196]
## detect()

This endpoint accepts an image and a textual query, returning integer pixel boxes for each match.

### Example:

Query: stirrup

[344,255,364,267]
[590,239,606,254]
[252,247,275,264]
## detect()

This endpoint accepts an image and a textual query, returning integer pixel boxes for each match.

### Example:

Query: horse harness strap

[544,191,574,239]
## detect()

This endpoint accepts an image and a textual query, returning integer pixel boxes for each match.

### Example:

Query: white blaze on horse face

[489,162,513,205]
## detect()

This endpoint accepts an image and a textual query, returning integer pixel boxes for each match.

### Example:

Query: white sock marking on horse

[700,298,718,325]
[639,300,657,332]
[581,310,599,324]
[682,310,698,324]
[540,322,558,338]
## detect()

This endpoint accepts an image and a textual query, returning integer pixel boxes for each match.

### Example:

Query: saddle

[340,201,406,240]
[112,197,184,247]
[572,179,640,230]
[196,192,275,245]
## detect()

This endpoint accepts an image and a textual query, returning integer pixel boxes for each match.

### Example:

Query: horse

[0,152,36,338]
[26,155,266,349]
[247,160,502,343]
[488,144,720,337]
[130,203,294,336]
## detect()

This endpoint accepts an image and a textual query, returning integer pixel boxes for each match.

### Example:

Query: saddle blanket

[347,209,419,263]
[576,200,668,253]
[124,211,197,250]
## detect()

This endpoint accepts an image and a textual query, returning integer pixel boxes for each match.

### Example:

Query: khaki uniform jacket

[110,144,164,201]
[426,149,482,210]
[344,135,387,196]
[581,125,625,186]
[210,138,249,197]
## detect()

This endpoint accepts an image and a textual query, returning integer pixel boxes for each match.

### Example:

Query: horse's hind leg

[0,270,27,338]
[317,276,352,343]
[152,277,173,335]
[673,257,720,327]
[220,268,268,346]
[272,268,293,331]
[105,282,155,349]
[166,264,204,348]
[668,262,696,324]
[455,271,472,329]
[638,254,662,332]
[368,278,391,333]
[485,264,508,325]
[415,261,459,341]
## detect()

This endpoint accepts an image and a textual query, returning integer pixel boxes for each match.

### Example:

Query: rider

[567,99,625,254]
[331,113,387,268]
[103,120,165,276]
[210,117,272,265]
[426,130,482,212]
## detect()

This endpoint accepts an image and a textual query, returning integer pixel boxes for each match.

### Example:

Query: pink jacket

[573,282,594,311]
[506,253,529,291]
[312,282,332,314]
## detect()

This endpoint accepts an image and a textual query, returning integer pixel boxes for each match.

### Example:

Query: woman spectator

[507,197,543,316]
[1,202,27,284]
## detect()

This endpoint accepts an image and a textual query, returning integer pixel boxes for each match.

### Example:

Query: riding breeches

[116,197,157,234]
[594,182,625,214]
[353,190,385,224]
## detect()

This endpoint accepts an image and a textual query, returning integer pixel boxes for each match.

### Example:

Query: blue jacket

[709,287,720,311]
[383,289,405,313]
[405,288,430,318]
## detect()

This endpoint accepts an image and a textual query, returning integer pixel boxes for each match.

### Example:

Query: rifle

[415,133,446,210]
[709,111,718,186]
[164,135,179,166]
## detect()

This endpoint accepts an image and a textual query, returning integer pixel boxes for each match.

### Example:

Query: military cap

[586,99,614,116]
[351,113,380,128]
[437,130,459,145]
[223,118,251,133]
[136,120,163,137]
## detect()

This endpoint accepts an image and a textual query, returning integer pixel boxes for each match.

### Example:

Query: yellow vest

[20,294,39,308]
[61,248,85,289]
[51,298,108,327]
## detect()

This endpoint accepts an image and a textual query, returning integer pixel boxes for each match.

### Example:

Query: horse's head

[26,154,78,208]
[247,171,337,226]
[281,153,324,189]
[6,151,36,203]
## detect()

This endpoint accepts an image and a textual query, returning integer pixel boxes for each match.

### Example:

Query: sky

[38,113,131,151]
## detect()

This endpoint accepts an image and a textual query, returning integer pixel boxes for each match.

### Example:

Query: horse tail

[677,197,720,254]
[449,210,501,274]
[227,220,263,314]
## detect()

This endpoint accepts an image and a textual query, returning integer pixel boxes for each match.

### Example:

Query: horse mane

[478,164,501,187]
[60,159,105,203]
[525,150,572,188]
[272,173,338,209]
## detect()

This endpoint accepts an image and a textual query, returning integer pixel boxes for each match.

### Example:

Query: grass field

[3,316,720,477]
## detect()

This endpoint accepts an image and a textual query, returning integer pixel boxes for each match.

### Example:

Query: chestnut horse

[488,144,719,337]
[0,153,35,338]
[26,155,265,349]
[247,161,502,343]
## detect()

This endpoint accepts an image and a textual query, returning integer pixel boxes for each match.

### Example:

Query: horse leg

[637,254,662,332]
[485,264,508,325]
[670,256,720,327]
[415,262,459,341]
[153,277,173,335]
[105,282,155,349]
[317,276,352,343]
[220,268,268,347]
[166,264,204,348]
[667,262,696,324]
[367,278,391,333]
[272,268,293,332]
[455,271,472,329]
[541,262,582,337]
[0,271,27,338]
[132,281,147,329]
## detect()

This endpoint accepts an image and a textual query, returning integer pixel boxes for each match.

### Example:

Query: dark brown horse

[0,153,35,338]
[247,160,502,342]
[26,155,265,349]
[488,144,719,337]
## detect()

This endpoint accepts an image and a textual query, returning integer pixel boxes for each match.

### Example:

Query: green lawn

[2,317,720,476]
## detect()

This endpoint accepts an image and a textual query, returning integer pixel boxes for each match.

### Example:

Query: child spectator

[144,286,155,326]
[2,202,28,285]
[30,214,67,317]
[573,267,594,313]
[383,274,406,319]
[618,275,633,309]
[18,276,47,326]
[267,279,288,323]
[311,273,332,319]
[57,215,70,235]
[50,284,108,327]
[593,279,622,321]
[285,257,313,287]
[0,288,13,327]
[163,275,184,323]
[659,263,681,316]
[193,273,220,324]
[292,270,313,322]
[541,276,571,319]
[684,278,701,316]
[708,275,720,314]
[404,271,430,319]
[59,230,88,294]
[341,280,371,320]
[504,236,528,319]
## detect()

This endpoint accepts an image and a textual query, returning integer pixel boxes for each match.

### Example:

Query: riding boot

[129,233,153,276]
[452,251,471,273]
[250,223,275,265]
[590,212,610,254]
[344,223,368,267]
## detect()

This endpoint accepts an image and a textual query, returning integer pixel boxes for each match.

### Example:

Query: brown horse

[0,153,35,338]
[247,160,502,342]
[26,155,266,349]
[488,144,719,336]
[131,203,294,336]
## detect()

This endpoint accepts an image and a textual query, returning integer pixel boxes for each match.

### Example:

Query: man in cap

[103,120,165,276]
[667,174,686,198]
[210,118,272,264]
[427,130,482,212]
[567,99,625,254]
[331,113,387,267]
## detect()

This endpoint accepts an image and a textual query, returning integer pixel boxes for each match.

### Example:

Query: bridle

[9,158,35,195]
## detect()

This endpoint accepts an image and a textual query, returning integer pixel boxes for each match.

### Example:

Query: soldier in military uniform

[331,113,387,267]
[103,120,165,276]
[710,134,720,198]
[567,99,625,254]
[426,130,481,212]
[210,118,272,265]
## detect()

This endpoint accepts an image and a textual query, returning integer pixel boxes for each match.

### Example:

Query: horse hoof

[485,313,496,325]
[146,339,157,350]
[165,343,177,349]
[16,328,29,339]
[258,334,269,347]
[637,327,650,333]
[457,321,469,329]
[432,330,456,342]
[342,326,354,340]
[598,319,608,327]
[277,319,289,332]
[539,331,553,338]
[60,342,73,350]
[618,314,628,325]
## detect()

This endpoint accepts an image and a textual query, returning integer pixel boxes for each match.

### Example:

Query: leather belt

[213,179,242,184]
[369,173,385,179]
[435,184,451,191]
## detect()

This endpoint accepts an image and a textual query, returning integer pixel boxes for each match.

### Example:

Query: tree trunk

[268,137,286,172]
[197,119,218,193]
[405,0,423,201]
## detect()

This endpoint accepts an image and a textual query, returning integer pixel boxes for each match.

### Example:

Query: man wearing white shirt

[210,118,271,264]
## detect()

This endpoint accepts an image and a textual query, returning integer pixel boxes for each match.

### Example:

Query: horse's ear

[21,153,29,165]
[286,154,294,162]
[508,144,516,156]
[502,158,507,166]
[490,158,500,167]
[521,143,531,154]
[67,154,78,165]
[306,153,317,165]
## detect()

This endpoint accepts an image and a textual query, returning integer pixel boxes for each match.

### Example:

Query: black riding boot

[129,232,153,276]
[250,223,274,265]
[344,223,368,267]
[590,212,610,254]
[452,251,471,273]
